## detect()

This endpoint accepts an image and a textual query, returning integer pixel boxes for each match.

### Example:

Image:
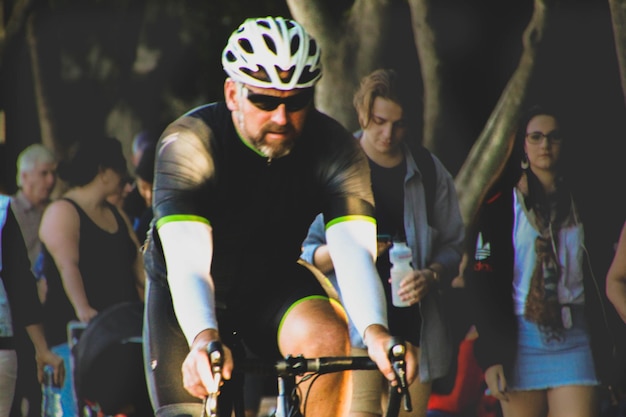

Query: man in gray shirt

[11,144,57,271]
[9,143,56,417]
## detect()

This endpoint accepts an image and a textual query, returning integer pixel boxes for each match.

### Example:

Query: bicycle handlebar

[204,338,412,417]
[233,355,378,376]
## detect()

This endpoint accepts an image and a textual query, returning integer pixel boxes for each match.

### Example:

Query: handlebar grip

[204,341,224,417]
[386,337,412,412]
[387,338,406,362]
[206,341,224,375]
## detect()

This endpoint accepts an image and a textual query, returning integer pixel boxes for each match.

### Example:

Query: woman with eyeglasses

[464,105,615,417]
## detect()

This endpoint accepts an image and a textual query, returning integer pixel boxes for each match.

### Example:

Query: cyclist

[143,16,417,417]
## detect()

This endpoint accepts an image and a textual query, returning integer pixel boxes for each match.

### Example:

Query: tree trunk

[407,0,445,153]
[287,0,394,130]
[26,12,56,154]
[0,0,33,64]
[454,0,552,225]
[609,0,626,108]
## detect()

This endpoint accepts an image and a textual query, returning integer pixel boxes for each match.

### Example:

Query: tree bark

[454,0,552,225]
[0,0,33,64]
[609,0,626,108]
[407,0,443,152]
[287,0,394,130]
[26,12,56,154]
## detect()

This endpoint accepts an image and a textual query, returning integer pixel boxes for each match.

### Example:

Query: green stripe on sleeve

[325,215,376,230]
[156,214,211,229]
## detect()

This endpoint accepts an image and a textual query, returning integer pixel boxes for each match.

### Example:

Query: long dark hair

[513,105,572,224]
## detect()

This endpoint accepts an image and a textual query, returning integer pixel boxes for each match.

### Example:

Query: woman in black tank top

[39,137,146,417]
[40,137,145,347]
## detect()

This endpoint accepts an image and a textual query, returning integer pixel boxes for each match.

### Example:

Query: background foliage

[1,0,624,228]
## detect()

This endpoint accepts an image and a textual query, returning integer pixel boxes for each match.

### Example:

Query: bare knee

[278,298,350,357]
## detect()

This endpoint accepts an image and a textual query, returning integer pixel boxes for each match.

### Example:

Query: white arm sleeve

[326,219,388,342]
[158,221,217,346]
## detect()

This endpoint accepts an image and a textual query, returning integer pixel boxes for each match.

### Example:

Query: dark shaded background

[1,0,624,228]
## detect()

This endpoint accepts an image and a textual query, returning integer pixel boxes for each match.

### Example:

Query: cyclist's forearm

[159,221,219,345]
[326,219,388,336]
[169,272,218,345]
[191,328,221,348]
[363,324,391,346]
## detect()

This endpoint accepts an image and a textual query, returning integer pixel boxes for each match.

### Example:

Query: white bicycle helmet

[222,16,322,90]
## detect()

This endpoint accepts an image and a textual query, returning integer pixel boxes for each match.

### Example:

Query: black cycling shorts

[143,261,328,408]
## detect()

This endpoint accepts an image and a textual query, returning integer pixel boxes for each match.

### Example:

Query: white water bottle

[389,240,413,307]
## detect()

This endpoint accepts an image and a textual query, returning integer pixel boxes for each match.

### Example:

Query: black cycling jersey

[144,102,375,307]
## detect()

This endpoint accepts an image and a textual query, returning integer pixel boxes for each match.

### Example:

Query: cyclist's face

[225,80,312,159]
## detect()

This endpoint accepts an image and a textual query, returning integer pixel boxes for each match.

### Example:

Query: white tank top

[512,188,585,315]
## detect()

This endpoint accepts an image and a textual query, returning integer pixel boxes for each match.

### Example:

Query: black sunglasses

[243,86,314,112]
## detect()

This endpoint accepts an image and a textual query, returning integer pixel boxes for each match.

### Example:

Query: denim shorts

[508,306,599,391]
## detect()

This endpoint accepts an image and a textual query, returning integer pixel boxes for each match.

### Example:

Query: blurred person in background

[10,144,57,417]
[123,130,159,231]
[606,221,626,323]
[0,194,64,417]
[132,142,156,244]
[106,174,133,211]
[11,144,57,272]
[39,137,145,417]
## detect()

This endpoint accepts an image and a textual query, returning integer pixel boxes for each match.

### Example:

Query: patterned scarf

[517,171,575,331]
[525,230,562,329]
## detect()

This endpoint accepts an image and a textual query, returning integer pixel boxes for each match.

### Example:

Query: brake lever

[388,338,412,412]
[203,341,224,417]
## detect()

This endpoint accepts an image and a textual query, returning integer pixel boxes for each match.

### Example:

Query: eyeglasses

[243,86,313,112]
[525,131,563,144]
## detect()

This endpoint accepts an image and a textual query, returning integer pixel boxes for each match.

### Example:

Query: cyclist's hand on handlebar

[181,329,234,399]
[363,325,418,386]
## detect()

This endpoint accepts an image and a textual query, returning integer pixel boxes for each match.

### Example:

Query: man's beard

[251,123,296,159]
[256,139,293,159]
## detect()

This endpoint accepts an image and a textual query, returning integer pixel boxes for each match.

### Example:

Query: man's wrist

[191,328,220,349]
[425,266,440,285]
[363,323,389,347]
